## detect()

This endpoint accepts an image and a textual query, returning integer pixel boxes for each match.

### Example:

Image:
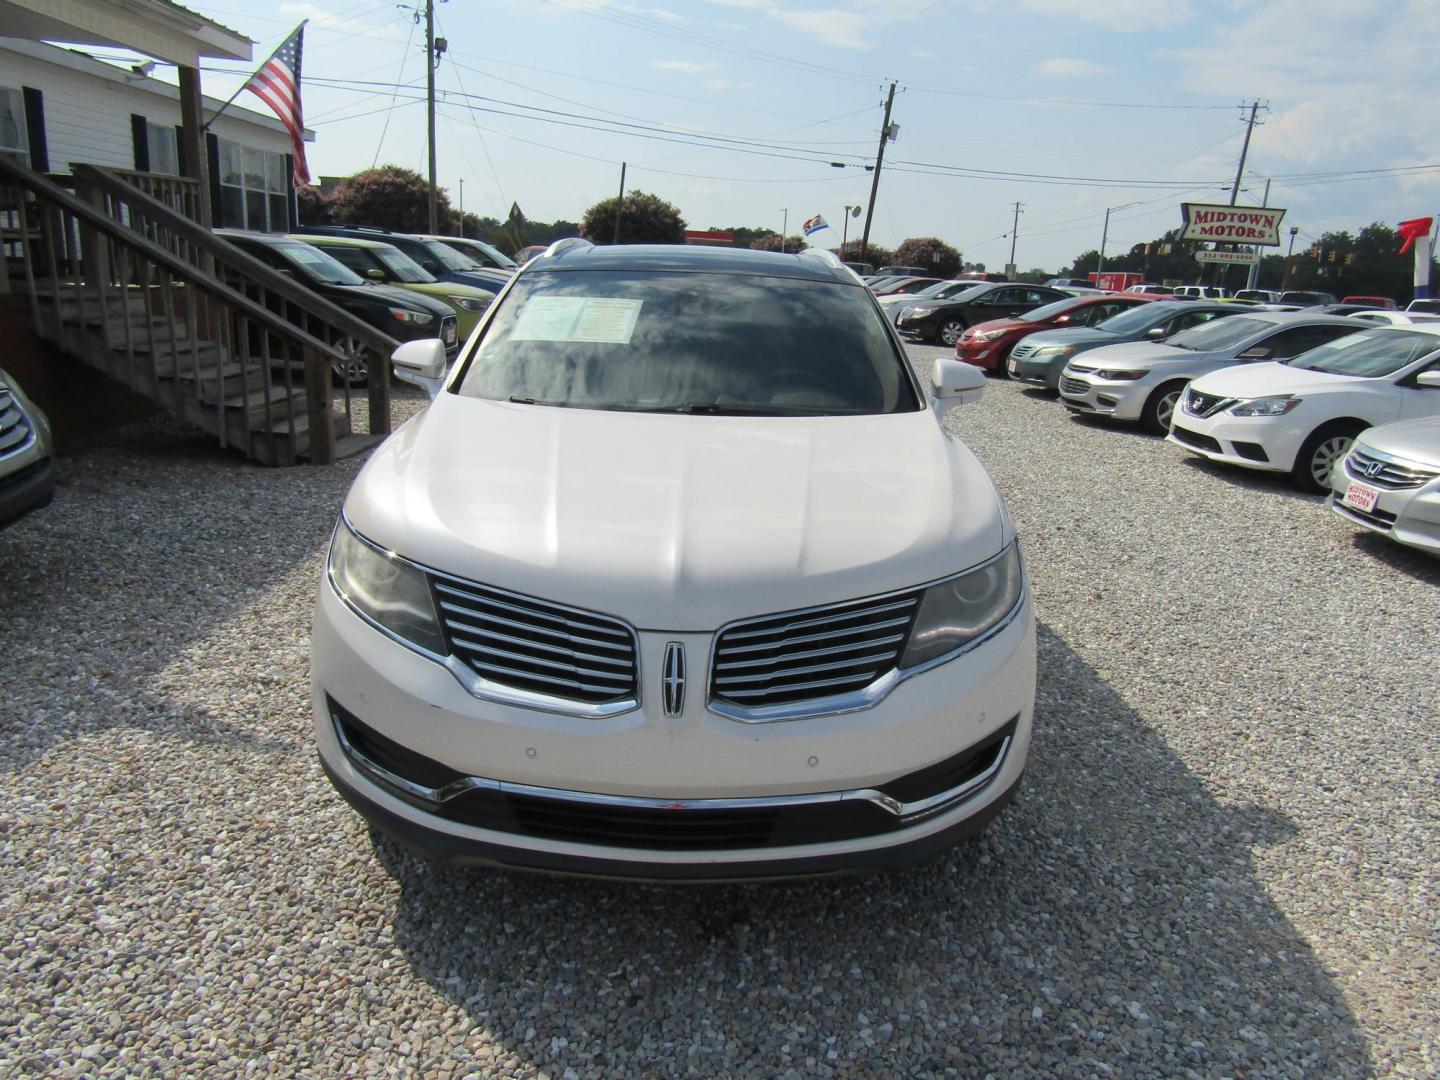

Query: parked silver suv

[0,368,54,528]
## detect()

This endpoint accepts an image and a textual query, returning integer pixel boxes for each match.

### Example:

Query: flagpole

[204,21,306,131]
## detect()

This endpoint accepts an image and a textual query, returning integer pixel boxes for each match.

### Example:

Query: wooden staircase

[0,160,401,465]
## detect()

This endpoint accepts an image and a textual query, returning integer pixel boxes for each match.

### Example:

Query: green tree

[749,232,807,253]
[330,165,452,233]
[892,237,962,277]
[831,239,894,267]
[296,184,332,225]
[581,190,686,245]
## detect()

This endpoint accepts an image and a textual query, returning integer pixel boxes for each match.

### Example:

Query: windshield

[1287,328,1439,377]
[1020,297,1087,323]
[910,279,962,299]
[423,240,484,272]
[914,285,988,307]
[466,239,517,269]
[273,242,363,286]
[376,247,435,283]
[456,270,920,416]
[1167,316,1269,351]
[1094,303,1173,334]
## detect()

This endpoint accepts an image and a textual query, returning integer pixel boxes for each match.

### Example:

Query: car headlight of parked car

[900,542,1024,669]
[1033,345,1075,359]
[328,519,447,655]
[973,329,1008,342]
[447,295,491,312]
[389,307,436,325]
[1094,368,1148,381]
[1227,395,1302,416]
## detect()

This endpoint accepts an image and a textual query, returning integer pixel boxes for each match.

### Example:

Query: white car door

[1397,357,1440,419]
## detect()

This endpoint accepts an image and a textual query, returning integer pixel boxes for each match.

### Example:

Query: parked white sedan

[1329,416,1440,555]
[1058,311,1358,433]
[1167,324,1440,491]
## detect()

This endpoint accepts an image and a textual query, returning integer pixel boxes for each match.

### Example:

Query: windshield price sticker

[512,297,643,344]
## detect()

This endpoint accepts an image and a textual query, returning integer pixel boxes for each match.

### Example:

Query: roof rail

[799,247,860,280]
[543,237,595,259]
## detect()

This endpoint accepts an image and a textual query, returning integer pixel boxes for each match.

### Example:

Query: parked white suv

[313,241,1036,879]
[1058,311,1358,433]
[1167,324,1440,491]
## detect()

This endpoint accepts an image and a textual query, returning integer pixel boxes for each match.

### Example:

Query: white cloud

[653,60,708,73]
[278,1,401,37]
[1033,57,1114,78]
[775,9,868,49]
[1020,0,1194,31]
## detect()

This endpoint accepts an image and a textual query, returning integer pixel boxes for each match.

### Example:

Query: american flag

[242,22,311,186]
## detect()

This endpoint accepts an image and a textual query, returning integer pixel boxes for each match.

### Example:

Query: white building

[1,35,311,232]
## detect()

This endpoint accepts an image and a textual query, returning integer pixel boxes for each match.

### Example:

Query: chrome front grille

[1183,387,1232,418]
[431,576,639,705]
[1058,375,1090,396]
[1009,342,1037,360]
[0,389,35,461]
[1345,447,1440,490]
[710,590,922,712]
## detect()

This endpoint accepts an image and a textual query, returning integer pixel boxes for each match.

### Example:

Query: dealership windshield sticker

[511,297,643,344]
[1180,204,1287,246]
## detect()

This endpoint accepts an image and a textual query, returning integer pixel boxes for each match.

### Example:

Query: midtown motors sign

[1180,203,1287,245]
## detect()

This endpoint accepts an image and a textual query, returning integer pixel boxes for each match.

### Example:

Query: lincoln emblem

[662,642,686,717]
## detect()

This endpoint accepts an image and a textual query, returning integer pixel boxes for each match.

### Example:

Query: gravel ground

[2,352,1437,1078]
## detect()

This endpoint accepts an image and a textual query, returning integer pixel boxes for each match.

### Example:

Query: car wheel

[1291,422,1362,493]
[329,335,371,388]
[939,319,966,346]
[1141,380,1187,435]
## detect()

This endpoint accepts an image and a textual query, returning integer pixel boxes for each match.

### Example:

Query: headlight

[328,519,447,655]
[448,295,491,312]
[1034,345,1075,357]
[909,305,935,315]
[973,329,1007,342]
[900,542,1025,669]
[389,306,435,325]
[1228,395,1301,416]
[1094,368,1148,381]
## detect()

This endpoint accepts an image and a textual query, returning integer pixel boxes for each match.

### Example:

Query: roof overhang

[0,0,252,65]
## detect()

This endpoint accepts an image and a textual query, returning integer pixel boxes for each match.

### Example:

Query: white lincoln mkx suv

[312,240,1036,880]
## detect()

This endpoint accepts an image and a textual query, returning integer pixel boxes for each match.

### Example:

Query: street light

[1096,202,1141,282]
[780,208,788,253]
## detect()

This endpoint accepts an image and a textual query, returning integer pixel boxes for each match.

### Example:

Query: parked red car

[1340,295,1398,309]
[954,292,1156,371]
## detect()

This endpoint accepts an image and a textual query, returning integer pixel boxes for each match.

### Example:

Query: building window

[0,87,27,163]
[147,122,179,175]
[216,137,290,231]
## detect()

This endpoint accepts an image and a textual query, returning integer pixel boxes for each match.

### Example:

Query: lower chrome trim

[331,708,1013,827]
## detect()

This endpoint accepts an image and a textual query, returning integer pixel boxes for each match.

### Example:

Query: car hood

[346,398,1009,631]
[966,317,1030,335]
[347,281,454,316]
[1022,326,1123,348]
[1354,415,1440,465]
[1187,361,1354,397]
[1070,340,1197,366]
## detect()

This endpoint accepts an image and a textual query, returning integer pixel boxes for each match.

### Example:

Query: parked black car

[895,282,1070,345]
[218,230,459,385]
[296,225,512,292]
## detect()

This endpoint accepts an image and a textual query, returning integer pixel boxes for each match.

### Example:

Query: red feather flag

[241,22,311,187]
[1397,216,1433,254]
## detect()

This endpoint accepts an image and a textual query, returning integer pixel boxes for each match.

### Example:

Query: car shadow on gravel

[1344,529,1440,583]
[1175,454,1322,505]
[376,623,1373,1078]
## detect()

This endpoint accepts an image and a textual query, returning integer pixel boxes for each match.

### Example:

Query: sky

[124,0,1440,269]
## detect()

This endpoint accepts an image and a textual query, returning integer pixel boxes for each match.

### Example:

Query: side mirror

[1237,346,1271,360]
[391,338,447,399]
[1054,314,1072,324]
[1146,326,1167,338]
[365,267,385,281]
[930,358,986,414]
[1415,370,1440,388]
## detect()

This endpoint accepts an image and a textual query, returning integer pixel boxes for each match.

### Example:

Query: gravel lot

[3,349,1437,1078]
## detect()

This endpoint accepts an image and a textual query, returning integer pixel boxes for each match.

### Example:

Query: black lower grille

[1233,440,1269,462]
[1335,500,1397,529]
[332,700,1017,851]
[1059,376,1090,396]
[1170,425,1222,453]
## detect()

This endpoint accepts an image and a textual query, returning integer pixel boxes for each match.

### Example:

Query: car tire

[939,319,966,346]
[329,334,371,388]
[1291,422,1362,493]
[1140,380,1187,435]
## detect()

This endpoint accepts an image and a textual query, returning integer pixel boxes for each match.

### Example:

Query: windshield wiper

[654,402,780,416]
[506,395,574,408]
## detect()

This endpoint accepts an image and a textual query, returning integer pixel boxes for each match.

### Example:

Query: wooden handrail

[73,164,399,359]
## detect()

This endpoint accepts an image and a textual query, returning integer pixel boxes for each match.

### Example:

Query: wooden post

[368,349,391,437]
[177,66,211,228]
[304,346,336,464]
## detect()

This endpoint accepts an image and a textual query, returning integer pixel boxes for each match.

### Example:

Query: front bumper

[1057,371,1149,421]
[895,314,941,340]
[0,457,55,528]
[312,580,1036,878]
[1166,404,1306,473]
[1007,351,1070,389]
[956,337,1011,370]
[1329,460,1440,556]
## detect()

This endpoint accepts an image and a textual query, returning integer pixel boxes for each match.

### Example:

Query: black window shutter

[174,125,186,175]
[285,153,297,229]
[205,132,222,224]
[21,87,48,171]
[131,115,150,171]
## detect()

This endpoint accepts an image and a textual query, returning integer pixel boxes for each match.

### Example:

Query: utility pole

[613,161,626,244]
[842,204,856,251]
[780,208,788,253]
[457,177,464,236]
[1229,101,1262,206]
[1283,224,1298,289]
[1244,176,1271,290]
[425,0,438,234]
[1007,201,1024,275]
[859,81,898,267]
[1096,206,1114,281]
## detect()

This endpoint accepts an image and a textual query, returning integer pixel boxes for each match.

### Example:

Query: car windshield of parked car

[911,279,963,300]
[1286,329,1440,377]
[916,285,989,308]
[468,240,517,269]
[457,271,920,416]
[273,241,364,286]
[421,240,483,272]
[373,248,434,283]
[1020,297,1087,323]
[1166,316,1269,352]
[1092,303,1173,334]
